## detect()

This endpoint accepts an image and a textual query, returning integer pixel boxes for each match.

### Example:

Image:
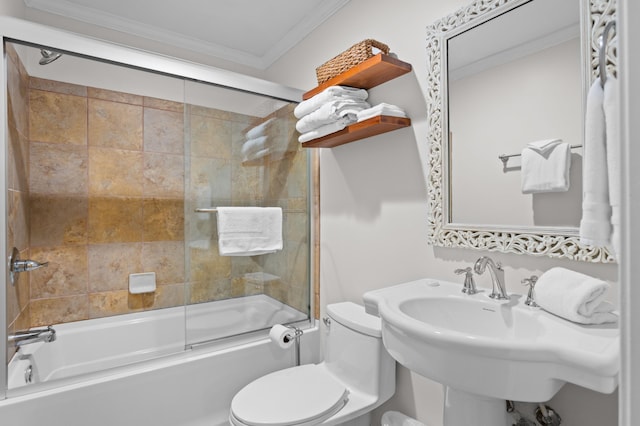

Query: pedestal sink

[363,278,619,426]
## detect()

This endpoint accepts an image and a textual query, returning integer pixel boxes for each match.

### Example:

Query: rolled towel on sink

[534,267,618,324]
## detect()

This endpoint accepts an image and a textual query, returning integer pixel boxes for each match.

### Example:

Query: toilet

[229,302,396,426]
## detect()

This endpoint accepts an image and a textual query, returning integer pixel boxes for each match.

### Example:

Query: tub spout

[8,326,56,347]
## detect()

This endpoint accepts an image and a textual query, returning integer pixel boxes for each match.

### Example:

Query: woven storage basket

[315,39,390,84]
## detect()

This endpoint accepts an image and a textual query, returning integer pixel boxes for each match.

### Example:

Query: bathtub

[1,294,318,426]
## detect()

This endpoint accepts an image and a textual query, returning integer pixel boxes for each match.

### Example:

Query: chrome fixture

[522,275,539,307]
[8,247,48,286]
[454,267,477,295]
[474,256,508,300]
[39,49,62,65]
[8,326,56,347]
[284,325,304,366]
[535,404,562,426]
[499,144,583,167]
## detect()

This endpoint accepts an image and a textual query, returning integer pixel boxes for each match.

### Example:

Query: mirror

[425,0,616,262]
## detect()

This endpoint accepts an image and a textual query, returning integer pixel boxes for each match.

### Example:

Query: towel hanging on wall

[520,139,571,194]
[216,207,283,256]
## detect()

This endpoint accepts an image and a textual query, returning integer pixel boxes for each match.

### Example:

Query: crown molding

[24,0,350,69]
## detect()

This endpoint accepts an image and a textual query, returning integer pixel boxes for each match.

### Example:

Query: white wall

[266,1,619,425]
[0,0,621,425]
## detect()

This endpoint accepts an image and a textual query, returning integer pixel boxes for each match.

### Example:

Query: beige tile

[88,98,143,150]
[88,243,143,292]
[189,156,231,200]
[30,295,89,327]
[190,114,232,159]
[188,279,232,304]
[30,142,88,195]
[88,87,143,105]
[142,241,185,285]
[189,104,235,121]
[89,290,151,319]
[151,283,185,310]
[30,245,88,299]
[29,90,87,145]
[143,152,184,197]
[143,198,184,241]
[89,147,143,196]
[7,123,29,192]
[88,196,144,243]
[189,245,230,283]
[144,97,184,113]
[144,108,184,154]
[30,77,87,97]
[30,194,88,247]
[7,190,29,252]
[7,50,29,136]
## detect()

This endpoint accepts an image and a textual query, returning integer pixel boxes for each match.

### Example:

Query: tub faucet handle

[454,267,477,295]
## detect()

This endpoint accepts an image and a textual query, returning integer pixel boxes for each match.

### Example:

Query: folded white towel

[242,148,270,163]
[216,207,283,256]
[294,86,369,118]
[580,79,611,247]
[241,135,268,158]
[246,118,275,140]
[298,116,355,143]
[604,76,620,258]
[521,139,571,193]
[356,103,407,122]
[296,99,370,134]
[534,267,618,324]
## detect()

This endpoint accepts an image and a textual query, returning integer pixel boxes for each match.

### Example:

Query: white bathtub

[2,294,318,426]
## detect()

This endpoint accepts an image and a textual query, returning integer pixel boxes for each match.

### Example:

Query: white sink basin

[363,278,619,403]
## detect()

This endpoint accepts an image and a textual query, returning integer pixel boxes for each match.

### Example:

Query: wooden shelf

[301,115,411,148]
[302,54,412,100]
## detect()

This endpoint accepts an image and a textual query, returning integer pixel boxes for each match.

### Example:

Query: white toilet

[229,302,396,426]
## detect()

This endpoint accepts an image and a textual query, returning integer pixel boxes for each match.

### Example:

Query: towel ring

[599,20,616,88]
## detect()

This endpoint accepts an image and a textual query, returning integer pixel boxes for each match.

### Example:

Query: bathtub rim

[5,316,317,400]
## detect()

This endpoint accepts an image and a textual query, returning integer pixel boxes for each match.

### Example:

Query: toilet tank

[323,302,395,402]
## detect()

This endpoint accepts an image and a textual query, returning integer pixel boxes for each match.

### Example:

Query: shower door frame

[0,15,317,401]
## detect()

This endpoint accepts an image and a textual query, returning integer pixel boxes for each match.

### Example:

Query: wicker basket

[315,39,390,84]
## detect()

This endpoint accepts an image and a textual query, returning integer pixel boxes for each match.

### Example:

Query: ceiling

[23,0,351,69]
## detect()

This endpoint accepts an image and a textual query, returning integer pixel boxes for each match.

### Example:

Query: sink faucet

[473,256,508,300]
[8,326,56,347]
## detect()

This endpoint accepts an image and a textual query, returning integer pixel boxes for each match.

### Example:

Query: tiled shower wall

[6,44,309,332]
[6,44,31,359]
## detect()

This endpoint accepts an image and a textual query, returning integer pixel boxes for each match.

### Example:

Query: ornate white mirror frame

[426,0,617,262]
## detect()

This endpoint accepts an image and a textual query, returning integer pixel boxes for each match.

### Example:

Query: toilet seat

[230,364,349,426]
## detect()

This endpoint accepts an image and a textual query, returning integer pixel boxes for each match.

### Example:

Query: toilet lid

[231,364,349,426]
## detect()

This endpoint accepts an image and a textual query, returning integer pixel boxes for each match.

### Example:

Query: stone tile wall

[22,75,309,327]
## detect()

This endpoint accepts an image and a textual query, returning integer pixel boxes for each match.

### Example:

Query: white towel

[298,116,355,143]
[520,139,571,193]
[216,207,283,256]
[534,267,618,324]
[245,118,275,140]
[580,79,612,247]
[294,86,369,118]
[241,136,268,158]
[296,99,370,134]
[604,76,620,258]
[356,103,407,122]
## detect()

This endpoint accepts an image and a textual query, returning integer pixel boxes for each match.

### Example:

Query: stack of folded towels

[241,118,275,162]
[534,267,618,324]
[294,86,407,143]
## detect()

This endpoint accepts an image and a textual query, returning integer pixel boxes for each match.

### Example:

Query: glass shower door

[183,80,310,346]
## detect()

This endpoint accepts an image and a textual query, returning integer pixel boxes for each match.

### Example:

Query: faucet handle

[521,275,539,307]
[454,267,477,295]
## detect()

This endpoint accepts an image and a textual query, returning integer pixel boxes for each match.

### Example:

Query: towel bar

[498,144,582,166]
[194,207,304,213]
